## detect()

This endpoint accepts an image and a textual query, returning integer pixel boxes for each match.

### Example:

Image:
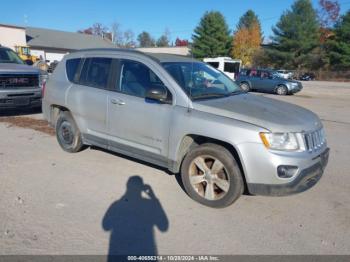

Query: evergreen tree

[266,0,320,69]
[328,11,350,69]
[192,11,231,58]
[237,9,263,39]
[137,31,155,47]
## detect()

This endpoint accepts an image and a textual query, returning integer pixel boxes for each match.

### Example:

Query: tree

[156,29,171,47]
[175,38,189,46]
[123,30,136,48]
[266,0,321,70]
[137,31,155,47]
[192,11,231,58]
[231,23,261,66]
[231,10,262,66]
[328,11,350,69]
[236,9,263,40]
[78,23,111,41]
[111,22,123,46]
[318,0,340,28]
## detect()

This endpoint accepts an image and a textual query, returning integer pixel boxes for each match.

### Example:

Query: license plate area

[14,98,30,106]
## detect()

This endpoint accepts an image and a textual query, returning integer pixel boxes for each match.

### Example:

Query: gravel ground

[0,81,349,255]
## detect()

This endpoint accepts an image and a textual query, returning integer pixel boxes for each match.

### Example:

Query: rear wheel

[181,143,244,208]
[240,82,250,92]
[276,85,288,95]
[56,111,85,153]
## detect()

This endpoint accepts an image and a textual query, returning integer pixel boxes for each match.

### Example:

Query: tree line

[77,0,349,71]
[192,0,350,72]
[77,23,188,48]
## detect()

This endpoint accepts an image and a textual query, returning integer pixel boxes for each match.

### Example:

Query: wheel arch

[49,104,70,127]
[173,134,248,193]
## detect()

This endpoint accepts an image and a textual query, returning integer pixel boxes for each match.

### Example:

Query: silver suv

[42,49,329,208]
[0,46,44,108]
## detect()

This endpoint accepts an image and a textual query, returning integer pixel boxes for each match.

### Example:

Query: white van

[203,57,242,80]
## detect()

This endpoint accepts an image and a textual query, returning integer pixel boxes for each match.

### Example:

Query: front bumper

[247,148,329,196]
[289,84,303,94]
[0,88,42,108]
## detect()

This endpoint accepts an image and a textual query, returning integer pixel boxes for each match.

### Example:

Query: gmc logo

[9,78,29,84]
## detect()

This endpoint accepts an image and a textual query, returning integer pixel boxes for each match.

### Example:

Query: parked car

[236,69,303,95]
[43,49,329,208]
[0,45,46,108]
[276,69,293,79]
[300,72,316,81]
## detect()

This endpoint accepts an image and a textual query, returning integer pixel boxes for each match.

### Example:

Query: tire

[276,85,288,95]
[56,111,85,153]
[240,82,250,92]
[181,143,244,208]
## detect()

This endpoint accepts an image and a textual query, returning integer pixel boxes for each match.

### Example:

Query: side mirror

[146,85,168,103]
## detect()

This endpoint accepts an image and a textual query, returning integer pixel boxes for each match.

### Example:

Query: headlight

[260,132,305,151]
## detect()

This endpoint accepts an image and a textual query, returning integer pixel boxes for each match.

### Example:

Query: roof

[0,23,25,30]
[145,53,195,63]
[26,27,116,50]
[71,48,198,63]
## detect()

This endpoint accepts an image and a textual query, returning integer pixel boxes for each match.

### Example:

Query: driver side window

[118,60,171,101]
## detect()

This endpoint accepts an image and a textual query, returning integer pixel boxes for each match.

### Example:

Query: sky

[1,0,350,42]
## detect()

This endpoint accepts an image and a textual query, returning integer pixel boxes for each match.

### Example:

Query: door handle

[110,98,125,105]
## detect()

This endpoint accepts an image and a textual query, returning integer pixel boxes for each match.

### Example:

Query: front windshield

[0,49,25,64]
[162,62,241,100]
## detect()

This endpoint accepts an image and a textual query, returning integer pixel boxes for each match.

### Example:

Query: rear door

[66,57,112,141]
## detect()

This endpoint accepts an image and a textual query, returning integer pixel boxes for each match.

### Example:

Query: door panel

[107,59,173,164]
[66,57,112,138]
[67,84,108,135]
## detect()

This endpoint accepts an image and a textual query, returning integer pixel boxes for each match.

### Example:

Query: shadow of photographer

[102,176,169,260]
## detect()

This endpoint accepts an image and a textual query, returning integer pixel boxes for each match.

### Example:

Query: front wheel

[56,111,86,153]
[181,144,244,208]
[240,82,250,92]
[276,85,288,95]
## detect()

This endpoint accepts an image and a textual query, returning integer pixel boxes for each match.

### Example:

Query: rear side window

[207,62,219,69]
[79,57,112,89]
[224,62,239,73]
[66,58,81,82]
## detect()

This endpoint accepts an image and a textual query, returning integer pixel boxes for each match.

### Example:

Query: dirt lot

[0,81,349,255]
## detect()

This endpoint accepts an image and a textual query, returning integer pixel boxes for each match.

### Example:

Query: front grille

[304,128,326,152]
[0,74,39,88]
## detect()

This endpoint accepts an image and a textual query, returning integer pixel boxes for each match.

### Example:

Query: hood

[193,93,322,133]
[0,63,41,74]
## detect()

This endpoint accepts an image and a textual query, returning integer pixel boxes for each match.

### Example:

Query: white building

[0,24,116,63]
[25,27,115,63]
[0,24,26,50]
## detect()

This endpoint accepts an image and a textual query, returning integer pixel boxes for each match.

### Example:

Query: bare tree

[123,29,136,48]
[111,22,124,46]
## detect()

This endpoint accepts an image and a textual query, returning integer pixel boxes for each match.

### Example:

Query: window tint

[207,62,219,69]
[119,60,167,98]
[66,58,81,82]
[79,57,112,89]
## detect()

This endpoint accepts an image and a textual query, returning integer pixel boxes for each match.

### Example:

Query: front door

[107,59,173,167]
